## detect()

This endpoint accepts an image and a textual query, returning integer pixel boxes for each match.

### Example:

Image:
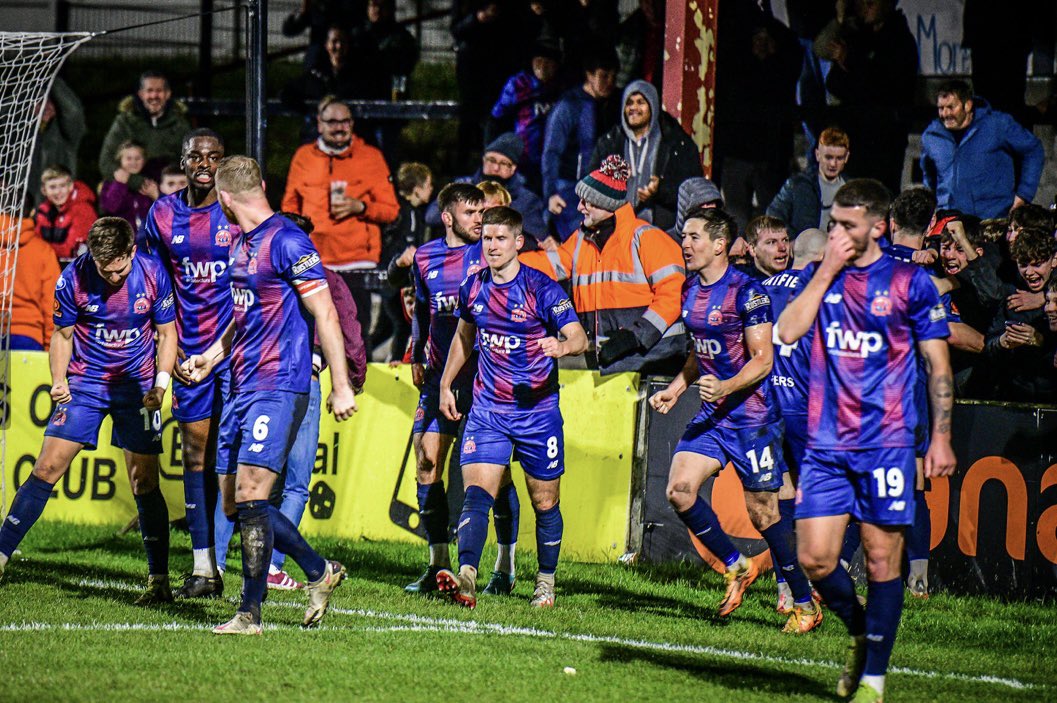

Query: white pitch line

[31,577,1037,692]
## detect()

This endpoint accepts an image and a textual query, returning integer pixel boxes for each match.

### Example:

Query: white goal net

[0,32,92,514]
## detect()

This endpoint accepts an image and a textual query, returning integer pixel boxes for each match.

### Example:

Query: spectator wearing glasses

[281,96,400,350]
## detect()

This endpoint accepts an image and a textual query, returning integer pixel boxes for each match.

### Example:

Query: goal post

[0,32,92,515]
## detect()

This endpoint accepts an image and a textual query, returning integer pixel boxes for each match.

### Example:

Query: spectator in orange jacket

[281,96,399,348]
[1,215,61,350]
[521,154,686,374]
[34,165,97,263]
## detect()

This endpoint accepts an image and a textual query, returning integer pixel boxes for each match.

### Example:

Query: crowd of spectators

[6,0,1057,407]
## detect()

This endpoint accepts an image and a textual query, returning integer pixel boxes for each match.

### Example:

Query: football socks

[677,497,740,568]
[0,475,54,559]
[456,485,494,572]
[268,505,325,582]
[534,502,563,575]
[134,487,170,576]
[760,519,813,604]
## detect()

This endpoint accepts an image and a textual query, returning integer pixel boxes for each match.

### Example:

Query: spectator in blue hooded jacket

[921,80,1044,219]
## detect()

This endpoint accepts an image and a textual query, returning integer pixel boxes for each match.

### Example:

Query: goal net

[0,32,92,514]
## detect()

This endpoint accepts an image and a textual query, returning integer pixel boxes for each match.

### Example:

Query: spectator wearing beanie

[520,154,685,375]
[667,177,723,242]
[425,132,547,246]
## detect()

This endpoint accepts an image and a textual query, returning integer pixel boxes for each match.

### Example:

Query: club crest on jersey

[511,305,527,323]
[870,293,892,317]
[248,256,258,275]
[215,226,231,247]
[463,437,476,454]
[467,263,482,276]
[707,308,723,326]
[134,296,150,314]
[52,408,67,427]
[414,406,425,422]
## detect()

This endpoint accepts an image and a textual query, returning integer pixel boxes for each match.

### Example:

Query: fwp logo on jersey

[182,257,227,283]
[694,337,722,359]
[231,286,256,311]
[93,323,142,347]
[434,292,458,313]
[479,329,521,354]
[825,321,883,358]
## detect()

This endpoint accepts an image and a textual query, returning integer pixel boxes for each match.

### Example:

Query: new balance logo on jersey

[427,270,439,279]
[172,234,185,244]
[694,337,722,359]
[824,292,843,304]
[479,329,521,353]
[93,324,142,347]
[248,443,264,453]
[231,287,256,309]
[825,321,882,358]
[182,257,227,283]
[86,304,99,313]
[434,292,458,313]
[888,501,906,511]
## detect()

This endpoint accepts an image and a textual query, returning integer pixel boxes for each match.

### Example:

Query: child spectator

[478,180,512,208]
[99,140,158,231]
[34,165,96,262]
[159,163,188,196]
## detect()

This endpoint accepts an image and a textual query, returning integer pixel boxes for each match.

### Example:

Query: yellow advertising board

[3,353,639,563]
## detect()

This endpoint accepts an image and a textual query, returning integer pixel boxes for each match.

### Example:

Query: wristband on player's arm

[154,371,171,390]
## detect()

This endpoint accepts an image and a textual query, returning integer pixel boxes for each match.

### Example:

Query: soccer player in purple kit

[139,128,234,598]
[404,183,522,598]
[437,206,586,609]
[778,179,956,702]
[650,208,821,632]
[0,217,178,604]
[760,227,826,617]
[183,156,357,635]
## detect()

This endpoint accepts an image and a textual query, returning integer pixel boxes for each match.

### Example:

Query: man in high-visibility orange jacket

[521,155,686,374]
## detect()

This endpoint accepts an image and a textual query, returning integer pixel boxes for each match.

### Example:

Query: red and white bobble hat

[575,154,631,212]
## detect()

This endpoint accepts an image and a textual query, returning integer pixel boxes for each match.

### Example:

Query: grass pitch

[0,523,1052,702]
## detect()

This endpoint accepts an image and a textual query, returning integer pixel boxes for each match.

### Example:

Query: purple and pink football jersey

[682,265,777,428]
[411,237,484,386]
[53,252,176,393]
[228,213,328,394]
[761,268,813,419]
[802,256,949,449]
[140,191,240,357]
[457,264,579,411]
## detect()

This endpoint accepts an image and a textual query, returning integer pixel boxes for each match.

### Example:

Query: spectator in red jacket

[34,165,96,263]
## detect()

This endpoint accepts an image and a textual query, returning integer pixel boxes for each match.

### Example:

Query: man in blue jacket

[541,48,618,242]
[921,80,1043,219]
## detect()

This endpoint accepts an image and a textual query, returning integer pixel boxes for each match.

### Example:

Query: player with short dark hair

[404,183,522,597]
[650,208,820,632]
[0,217,178,605]
[184,155,358,635]
[436,206,587,609]
[777,179,956,702]
[139,127,235,598]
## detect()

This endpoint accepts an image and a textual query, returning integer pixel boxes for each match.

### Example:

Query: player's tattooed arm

[48,325,74,404]
[698,322,774,403]
[920,338,957,478]
[439,319,476,421]
[650,346,700,413]
[777,229,855,344]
